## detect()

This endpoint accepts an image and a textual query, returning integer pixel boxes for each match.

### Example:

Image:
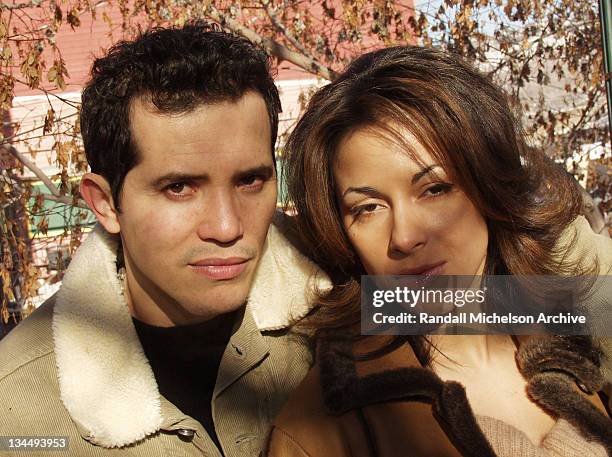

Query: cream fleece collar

[52,222,330,448]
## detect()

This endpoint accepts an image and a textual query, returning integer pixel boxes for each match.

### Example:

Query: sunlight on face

[334,127,488,277]
[117,92,277,326]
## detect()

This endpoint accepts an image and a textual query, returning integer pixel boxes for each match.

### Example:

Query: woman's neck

[428,334,517,371]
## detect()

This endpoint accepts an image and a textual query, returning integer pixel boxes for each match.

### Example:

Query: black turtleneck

[132,311,237,453]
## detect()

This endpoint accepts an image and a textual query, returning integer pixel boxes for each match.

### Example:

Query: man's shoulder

[0,296,56,381]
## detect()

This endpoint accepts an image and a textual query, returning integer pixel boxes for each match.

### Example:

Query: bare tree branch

[39,192,88,209]
[4,145,61,198]
[205,4,337,81]
[262,1,311,57]
[0,1,42,11]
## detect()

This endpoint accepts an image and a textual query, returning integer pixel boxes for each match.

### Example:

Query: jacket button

[177,428,195,441]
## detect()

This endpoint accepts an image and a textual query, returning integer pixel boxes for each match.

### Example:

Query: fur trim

[527,373,612,453]
[436,382,497,457]
[318,337,445,414]
[248,224,331,331]
[317,338,496,457]
[53,225,161,447]
[318,336,612,457]
[517,336,612,452]
[517,336,603,393]
[52,221,330,447]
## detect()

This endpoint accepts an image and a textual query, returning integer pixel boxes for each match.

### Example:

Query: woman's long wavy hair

[283,46,595,363]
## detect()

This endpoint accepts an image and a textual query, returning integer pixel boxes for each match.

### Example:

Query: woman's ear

[79,173,121,234]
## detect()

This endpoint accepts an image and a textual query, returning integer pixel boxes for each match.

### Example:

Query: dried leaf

[43,109,55,134]
[67,9,81,29]
[47,66,57,83]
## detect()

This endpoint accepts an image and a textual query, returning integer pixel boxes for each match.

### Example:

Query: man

[0,24,328,457]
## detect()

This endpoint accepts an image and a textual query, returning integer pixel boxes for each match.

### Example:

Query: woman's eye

[424,183,453,197]
[351,203,383,218]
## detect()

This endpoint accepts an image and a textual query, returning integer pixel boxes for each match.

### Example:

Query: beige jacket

[0,221,330,457]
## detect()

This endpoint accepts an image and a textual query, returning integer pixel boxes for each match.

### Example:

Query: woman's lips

[189,258,249,280]
[397,261,447,276]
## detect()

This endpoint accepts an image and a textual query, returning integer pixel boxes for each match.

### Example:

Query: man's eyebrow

[151,165,275,187]
[233,164,275,181]
[152,172,209,187]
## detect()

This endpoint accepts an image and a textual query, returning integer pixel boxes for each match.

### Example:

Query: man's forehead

[127,92,273,174]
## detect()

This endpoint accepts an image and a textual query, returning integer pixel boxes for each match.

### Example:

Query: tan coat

[266,335,612,457]
[265,217,612,457]
[0,221,330,457]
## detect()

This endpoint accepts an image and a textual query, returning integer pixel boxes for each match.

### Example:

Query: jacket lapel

[52,225,162,448]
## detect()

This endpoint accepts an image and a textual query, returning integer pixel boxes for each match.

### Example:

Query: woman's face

[334,127,488,277]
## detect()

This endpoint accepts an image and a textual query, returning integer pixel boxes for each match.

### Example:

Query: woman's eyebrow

[342,165,443,199]
[411,164,441,184]
[342,186,385,199]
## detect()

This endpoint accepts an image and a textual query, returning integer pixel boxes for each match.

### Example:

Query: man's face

[117,92,277,326]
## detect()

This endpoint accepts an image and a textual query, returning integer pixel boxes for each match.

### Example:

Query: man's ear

[80,173,121,234]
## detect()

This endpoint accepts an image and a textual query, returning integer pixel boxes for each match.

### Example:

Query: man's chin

[185,287,251,315]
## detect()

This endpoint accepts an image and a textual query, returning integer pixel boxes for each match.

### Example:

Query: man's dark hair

[80,23,281,209]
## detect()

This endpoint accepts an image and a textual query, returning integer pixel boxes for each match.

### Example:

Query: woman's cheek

[348,227,386,275]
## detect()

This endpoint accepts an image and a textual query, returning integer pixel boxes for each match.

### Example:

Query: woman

[265,46,612,457]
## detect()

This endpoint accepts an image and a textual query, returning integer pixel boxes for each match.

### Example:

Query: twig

[206,4,337,81]
[38,192,89,209]
[0,112,78,145]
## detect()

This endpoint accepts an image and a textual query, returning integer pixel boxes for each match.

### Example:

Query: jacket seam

[356,408,378,457]
[268,426,313,457]
[0,348,54,382]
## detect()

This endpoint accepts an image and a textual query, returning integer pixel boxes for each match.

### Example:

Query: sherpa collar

[52,222,330,448]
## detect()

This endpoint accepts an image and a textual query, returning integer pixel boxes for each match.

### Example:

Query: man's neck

[121,266,218,327]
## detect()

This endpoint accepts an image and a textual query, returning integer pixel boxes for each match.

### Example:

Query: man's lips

[397,261,447,276]
[189,257,250,280]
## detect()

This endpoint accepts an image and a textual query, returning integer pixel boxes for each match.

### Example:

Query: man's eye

[168,183,186,194]
[240,175,265,188]
[164,182,193,198]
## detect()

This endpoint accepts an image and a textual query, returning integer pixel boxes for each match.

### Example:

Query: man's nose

[388,205,427,257]
[196,189,243,245]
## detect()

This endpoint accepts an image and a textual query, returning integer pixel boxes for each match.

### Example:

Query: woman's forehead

[334,126,441,173]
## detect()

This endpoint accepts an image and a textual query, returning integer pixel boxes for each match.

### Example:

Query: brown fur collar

[318,335,612,455]
[517,336,612,453]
